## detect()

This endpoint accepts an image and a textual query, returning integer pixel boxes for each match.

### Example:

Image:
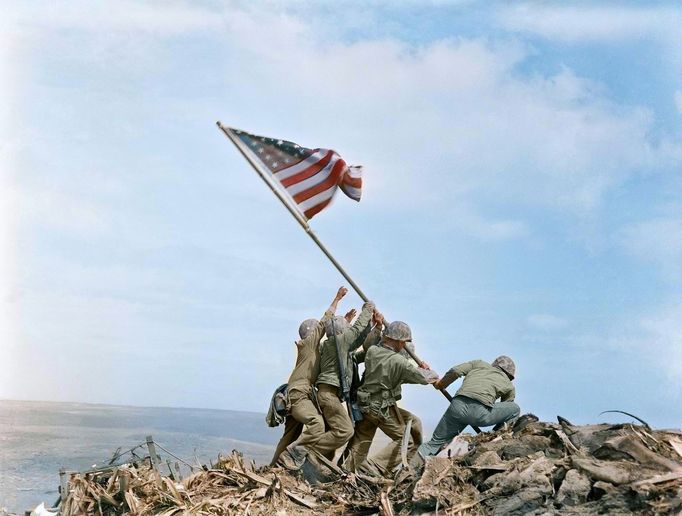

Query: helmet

[298,319,319,339]
[492,355,516,379]
[324,316,350,337]
[384,321,412,342]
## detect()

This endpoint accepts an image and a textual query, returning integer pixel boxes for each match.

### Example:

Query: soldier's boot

[408,450,425,474]
[278,444,308,470]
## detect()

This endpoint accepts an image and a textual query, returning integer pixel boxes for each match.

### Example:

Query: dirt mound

[59,417,682,514]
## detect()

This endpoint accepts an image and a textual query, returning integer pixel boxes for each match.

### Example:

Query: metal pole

[218,121,465,416]
[217,121,369,301]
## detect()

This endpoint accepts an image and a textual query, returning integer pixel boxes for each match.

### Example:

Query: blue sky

[1,1,681,432]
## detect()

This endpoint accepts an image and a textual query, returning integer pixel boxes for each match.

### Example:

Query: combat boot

[278,444,308,470]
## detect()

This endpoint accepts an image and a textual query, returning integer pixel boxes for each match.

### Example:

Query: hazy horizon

[0,399,278,513]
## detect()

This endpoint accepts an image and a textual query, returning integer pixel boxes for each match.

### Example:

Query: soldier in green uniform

[345,319,439,476]
[309,300,375,460]
[274,287,348,469]
[417,356,520,458]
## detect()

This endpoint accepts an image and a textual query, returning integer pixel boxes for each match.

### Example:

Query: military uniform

[270,310,332,465]
[311,303,374,456]
[346,330,436,475]
[418,359,520,457]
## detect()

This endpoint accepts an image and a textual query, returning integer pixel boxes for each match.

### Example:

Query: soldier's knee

[307,413,325,429]
[509,403,521,418]
[340,426,354,442]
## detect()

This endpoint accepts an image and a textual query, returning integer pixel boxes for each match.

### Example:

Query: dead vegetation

[59,417,682,515]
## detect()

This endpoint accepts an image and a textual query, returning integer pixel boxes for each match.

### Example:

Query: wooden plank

[230,467,317,509]
[631,470,682,487]
[146,435,163,487]
[59,468,69,502]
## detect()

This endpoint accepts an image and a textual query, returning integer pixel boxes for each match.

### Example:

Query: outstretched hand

[421,369,440,384]
[336,287,349,300]
[344,308,357,322]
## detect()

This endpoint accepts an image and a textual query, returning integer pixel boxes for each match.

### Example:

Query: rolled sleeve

[401,362,431,385]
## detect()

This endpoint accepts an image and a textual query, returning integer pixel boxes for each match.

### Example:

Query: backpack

[265,383,289,427]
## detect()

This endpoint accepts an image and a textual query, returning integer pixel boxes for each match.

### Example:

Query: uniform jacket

[356,339,434,418]
[287,309,333,393]
[441,359,515,407]
[316,304,373,390]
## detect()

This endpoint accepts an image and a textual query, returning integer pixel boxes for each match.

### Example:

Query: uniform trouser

[418,396,520,457]
[310,384,354,456]
[270,388,324,465]
[346,406,422,476]
[270,416,302,466]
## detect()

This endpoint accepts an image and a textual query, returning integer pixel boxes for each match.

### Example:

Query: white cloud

[442,204,529,241]
[638,305,682,382]
[218,17,673,216]
[620,214,682,282]
[496,4,682,80]
[610,304,682,389]
[527,314,568,331]
[497,5,682,43]
[7,1,221,35]
[20,185,111,236]
[9,2,680,237]
[0,19,25,397]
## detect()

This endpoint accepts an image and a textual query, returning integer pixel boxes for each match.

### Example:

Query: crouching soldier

[273,287,348,468]
[417,356,520,459]
[346,320,439,476]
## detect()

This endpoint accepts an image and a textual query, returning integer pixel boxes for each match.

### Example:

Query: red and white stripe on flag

[228,127,362,220]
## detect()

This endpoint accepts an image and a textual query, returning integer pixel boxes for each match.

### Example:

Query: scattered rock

[556,469,591,506]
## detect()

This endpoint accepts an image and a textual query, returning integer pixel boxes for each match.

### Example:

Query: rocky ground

[56,415,682,515]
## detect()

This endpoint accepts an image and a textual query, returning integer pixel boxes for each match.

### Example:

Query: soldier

[417,356,520,458]
[308,300,375,460]
[345,318,439,476]
[273,287,348,468]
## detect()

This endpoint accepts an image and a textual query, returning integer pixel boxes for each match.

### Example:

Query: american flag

[225,127,362,220]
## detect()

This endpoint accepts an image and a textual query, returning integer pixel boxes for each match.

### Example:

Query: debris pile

[59,417,682,514]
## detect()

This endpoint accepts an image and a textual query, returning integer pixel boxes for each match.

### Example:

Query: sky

[1,0,681,432]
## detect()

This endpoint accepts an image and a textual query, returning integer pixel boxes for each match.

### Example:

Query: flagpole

[216,122,459,408]
[216,121,370,302]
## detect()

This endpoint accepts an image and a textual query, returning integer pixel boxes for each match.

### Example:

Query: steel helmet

[384,321,412,342]
[492,355,516,379]
[324,316,350,337]
[298,319,319,339]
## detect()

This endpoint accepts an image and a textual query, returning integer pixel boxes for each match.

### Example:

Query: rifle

[332,318,362,424]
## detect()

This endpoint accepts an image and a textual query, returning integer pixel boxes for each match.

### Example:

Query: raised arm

[340,301,375,353]
[355,311,384,363]
[363,310,384,352]
[309,288,349,346]
[324,286,348,318]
